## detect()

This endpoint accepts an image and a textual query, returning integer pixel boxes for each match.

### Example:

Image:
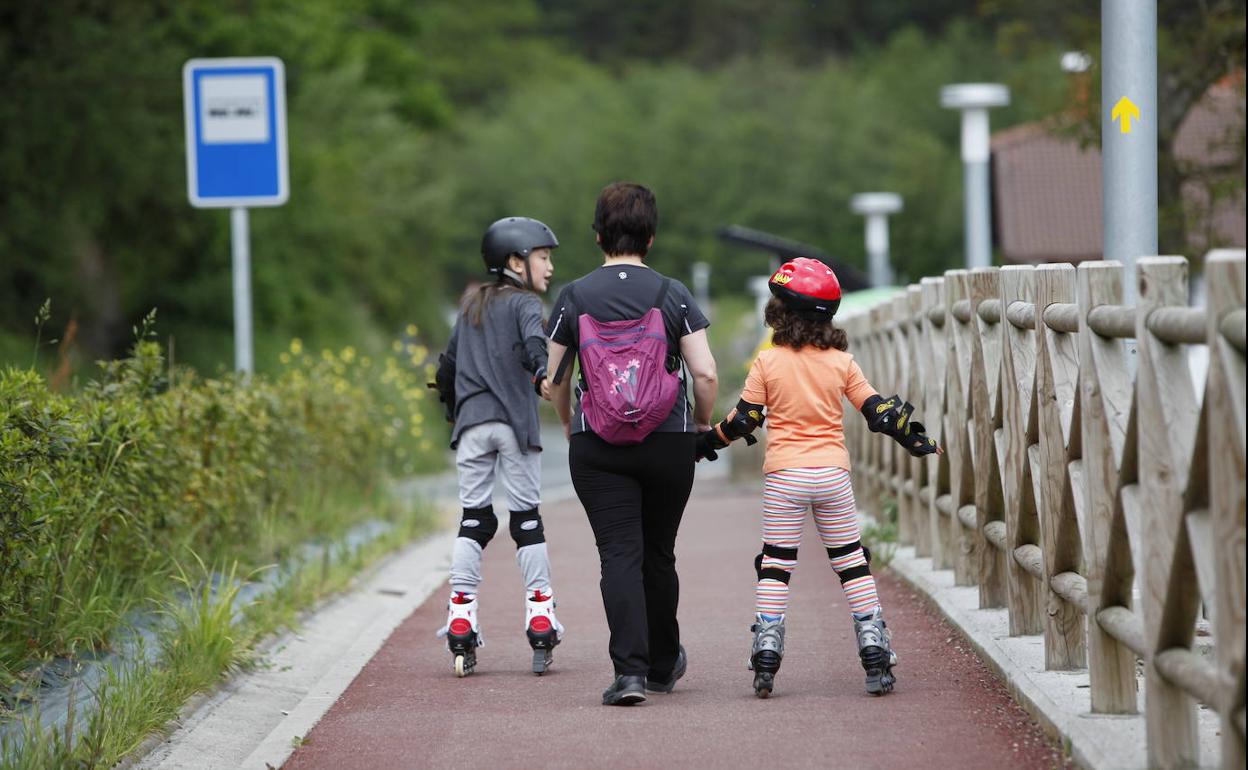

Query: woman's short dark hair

[765,297,849,351]
[593,182,658,257]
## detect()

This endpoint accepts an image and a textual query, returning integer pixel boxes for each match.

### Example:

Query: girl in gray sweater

[431,217,564,677]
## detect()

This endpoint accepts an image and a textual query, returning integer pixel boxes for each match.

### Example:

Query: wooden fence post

[891,293,916,545]
[921,276,954,570]
[1033,264,1087,670]
[944,269,978,587]
[846,312,870,520]
[1075,261,1139,714]
[1205,251,1246,770]
[1134,257,1200,766]
[969,267,1007,608]
[999,266,1045,635]
[906,285,932,557]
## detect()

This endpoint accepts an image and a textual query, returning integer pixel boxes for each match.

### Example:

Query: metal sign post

[1103,0,1157,302]
[183,57,289,375]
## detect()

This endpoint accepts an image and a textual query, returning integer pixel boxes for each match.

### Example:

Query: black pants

[569,430,696,678]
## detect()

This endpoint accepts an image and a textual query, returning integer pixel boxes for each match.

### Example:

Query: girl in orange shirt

[697,257,939,698]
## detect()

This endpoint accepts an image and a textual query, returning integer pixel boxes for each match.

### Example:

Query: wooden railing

[843,252,1246,770]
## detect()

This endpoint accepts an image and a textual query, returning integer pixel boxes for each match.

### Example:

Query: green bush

[0,323,444,683]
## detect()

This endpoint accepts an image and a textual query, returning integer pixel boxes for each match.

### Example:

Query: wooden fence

[842,252,1246,770]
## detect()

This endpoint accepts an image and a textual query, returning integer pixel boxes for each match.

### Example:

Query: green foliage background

[1,1,1242,371]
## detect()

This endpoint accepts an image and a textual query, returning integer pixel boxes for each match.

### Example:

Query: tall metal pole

[231,207,254,376]
[851,192,903,287]
[1102,0,1157,301]
[941,84,1010,270]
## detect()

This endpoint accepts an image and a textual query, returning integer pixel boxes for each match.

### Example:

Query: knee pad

[458,506,498,548]
[827,540,872,583]
[509,507,545,548]
[754,542,798,584]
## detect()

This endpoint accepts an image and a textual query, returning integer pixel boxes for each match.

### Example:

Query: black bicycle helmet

[480,217,559,275]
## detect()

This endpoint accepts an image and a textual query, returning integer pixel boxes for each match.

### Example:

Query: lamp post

[850,192,903,287]
[940,83,1010,270]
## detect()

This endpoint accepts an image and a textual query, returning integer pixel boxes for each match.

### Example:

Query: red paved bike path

[286,480,1069,770]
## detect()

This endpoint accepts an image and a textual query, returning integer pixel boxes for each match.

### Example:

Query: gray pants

[450,422,551,595]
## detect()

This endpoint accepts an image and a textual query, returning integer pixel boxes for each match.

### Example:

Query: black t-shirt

[545,264,710,434]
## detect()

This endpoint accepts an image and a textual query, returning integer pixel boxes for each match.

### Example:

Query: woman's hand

[695,423,712,434]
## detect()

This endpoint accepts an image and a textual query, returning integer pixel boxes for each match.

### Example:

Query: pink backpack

[553,278,680,445]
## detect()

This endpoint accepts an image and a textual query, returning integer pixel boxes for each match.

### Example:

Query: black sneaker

[646,645,687,693]
[602,675,647,706]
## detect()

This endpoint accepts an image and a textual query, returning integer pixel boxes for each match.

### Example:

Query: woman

[545,182,718,705]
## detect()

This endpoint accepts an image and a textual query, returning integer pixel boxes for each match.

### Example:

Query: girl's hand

[539,378,552,400]
[695,423,712,434]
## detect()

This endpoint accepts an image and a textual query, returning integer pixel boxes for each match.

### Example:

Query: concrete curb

[889,546,1220,770]
[133,530,455,770]
[134,481,581,769]
[238,533,454,770]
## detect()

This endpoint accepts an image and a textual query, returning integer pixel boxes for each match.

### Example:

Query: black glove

[430,352,457,423]
[695,428,729,462]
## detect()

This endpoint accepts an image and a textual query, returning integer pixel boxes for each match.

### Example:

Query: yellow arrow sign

[1111,96,1141,134]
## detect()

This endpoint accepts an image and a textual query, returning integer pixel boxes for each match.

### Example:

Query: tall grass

[0,317,443,685]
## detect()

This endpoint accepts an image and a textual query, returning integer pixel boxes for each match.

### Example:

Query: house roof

[991,78,1245,265]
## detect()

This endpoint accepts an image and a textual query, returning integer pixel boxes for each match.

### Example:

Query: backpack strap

[651,277,677,358]
[651,276,673,311]
[550,284,578,386]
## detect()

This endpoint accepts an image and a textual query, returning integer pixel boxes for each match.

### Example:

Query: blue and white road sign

[183,57,288,208]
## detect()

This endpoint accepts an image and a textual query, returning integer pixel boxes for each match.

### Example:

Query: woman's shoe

[645,645,687,693]
[601,675,647,706]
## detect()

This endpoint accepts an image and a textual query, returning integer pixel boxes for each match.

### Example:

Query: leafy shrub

[0,324,443,682]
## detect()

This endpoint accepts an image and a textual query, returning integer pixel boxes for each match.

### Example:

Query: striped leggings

[755,467,880,618]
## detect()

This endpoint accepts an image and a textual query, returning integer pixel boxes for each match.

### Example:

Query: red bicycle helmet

[768,257,842,318]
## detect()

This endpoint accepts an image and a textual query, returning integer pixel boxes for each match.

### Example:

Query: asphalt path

[285,476,1069,770]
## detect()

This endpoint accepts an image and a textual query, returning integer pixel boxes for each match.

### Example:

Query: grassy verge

[861,495,900,568]
[1,310,448,767]
[1,489,435,769]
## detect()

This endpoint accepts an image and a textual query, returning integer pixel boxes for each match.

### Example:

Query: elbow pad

[518,335,549,394]
[518,335,549,375]
[428,352,457,422]
[715,399,765,446]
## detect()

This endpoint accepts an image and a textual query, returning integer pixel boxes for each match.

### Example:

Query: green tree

[0,0,567,367]
[421,23,1063,296]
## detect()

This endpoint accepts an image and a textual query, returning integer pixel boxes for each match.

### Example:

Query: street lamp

[940,83,1010,270]
[850,192,903,287]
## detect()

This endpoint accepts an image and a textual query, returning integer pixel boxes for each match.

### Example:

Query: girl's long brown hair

[462,278,537,326]
[764,297,849,351]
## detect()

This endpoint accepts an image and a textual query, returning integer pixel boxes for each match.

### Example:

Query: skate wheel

[753,673,774,699]
[454,655,466,677]
[532,648,551,675]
